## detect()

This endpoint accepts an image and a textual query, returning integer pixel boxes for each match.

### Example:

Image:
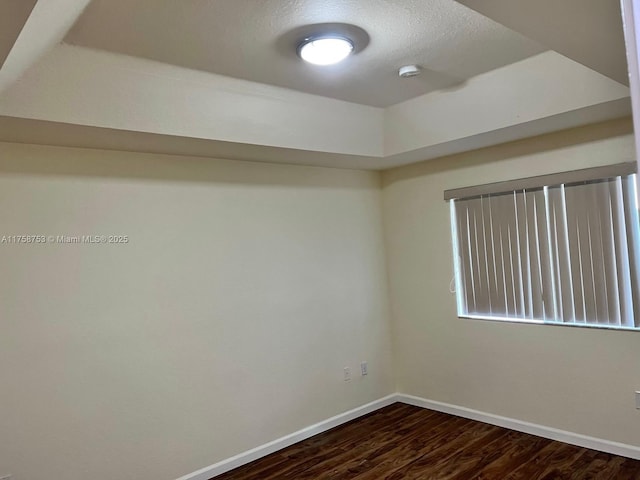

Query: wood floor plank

[324,416,477,480]
[212,403,640,480]
[302,412,467,479]
[219,404,426,480]
[504,442,585,480]
[257,408,444,480]
[454,433,553,480]
[376,424,508,479]
[607,458,640,480]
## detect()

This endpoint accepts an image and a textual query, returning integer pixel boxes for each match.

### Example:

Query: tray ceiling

[64,0,545,107]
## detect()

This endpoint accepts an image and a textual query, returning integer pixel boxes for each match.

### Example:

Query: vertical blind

[449,171,640,328]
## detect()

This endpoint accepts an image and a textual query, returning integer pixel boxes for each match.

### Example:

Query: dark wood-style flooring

[213,403,640,479]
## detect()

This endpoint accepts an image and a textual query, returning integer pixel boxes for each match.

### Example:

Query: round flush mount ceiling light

[298,36,354,66]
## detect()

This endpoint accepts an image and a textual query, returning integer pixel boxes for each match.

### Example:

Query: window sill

[458,314,640,332]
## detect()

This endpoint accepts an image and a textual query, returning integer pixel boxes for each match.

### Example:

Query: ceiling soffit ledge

[0,0,631,171]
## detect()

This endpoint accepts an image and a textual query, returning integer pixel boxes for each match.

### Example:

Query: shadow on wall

[383,117,635,187]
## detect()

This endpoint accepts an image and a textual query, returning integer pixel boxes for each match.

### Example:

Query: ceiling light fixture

[298,36,354,66]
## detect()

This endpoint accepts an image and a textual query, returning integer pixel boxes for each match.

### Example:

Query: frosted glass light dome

[298,36,354,66]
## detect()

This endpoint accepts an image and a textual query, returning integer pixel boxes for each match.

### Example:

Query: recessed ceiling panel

[64,0,545,107]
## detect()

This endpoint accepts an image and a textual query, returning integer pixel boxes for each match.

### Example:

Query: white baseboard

[396,393,640,461]
[177,392,640,480]
[176,394,398,480]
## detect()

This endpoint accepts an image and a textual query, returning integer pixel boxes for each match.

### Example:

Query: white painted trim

[396,394,640,461]
[176,394,398,480]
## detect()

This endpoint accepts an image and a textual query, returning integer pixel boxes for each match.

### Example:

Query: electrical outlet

[635,391,640,409]
[361,361,368,376]
[344,367,351,382]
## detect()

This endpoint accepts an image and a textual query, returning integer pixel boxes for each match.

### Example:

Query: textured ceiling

[64,0,545,107]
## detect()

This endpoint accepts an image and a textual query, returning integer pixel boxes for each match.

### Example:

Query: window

[446,163,640,329]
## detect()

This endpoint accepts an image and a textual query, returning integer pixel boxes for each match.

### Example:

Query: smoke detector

[399,65,422,78]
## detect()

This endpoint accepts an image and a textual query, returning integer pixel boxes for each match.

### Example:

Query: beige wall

[0,142,394,480]
[382,117,640,446]
[2,117,640,480]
